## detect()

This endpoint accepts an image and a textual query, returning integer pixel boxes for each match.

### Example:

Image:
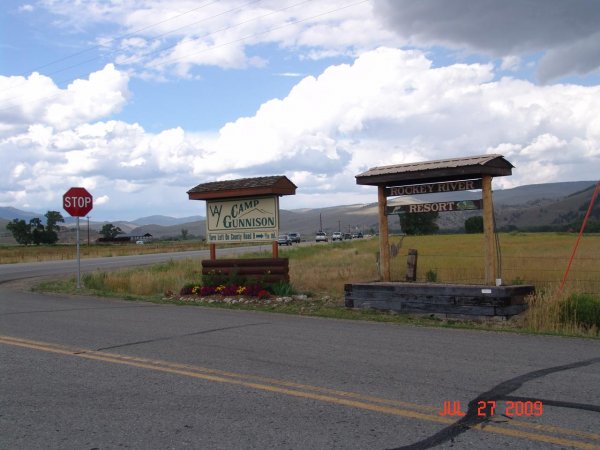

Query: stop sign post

[63,187,94,288]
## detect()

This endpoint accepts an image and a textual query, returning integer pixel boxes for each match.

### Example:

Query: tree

[465,216,484,234]
[5,211,64,245]
[100,223,123,239]
[43,210,64,244]
[181,228,189,240]
[6,219,32,245]
[399,212,439,235]
[29,217,45,245]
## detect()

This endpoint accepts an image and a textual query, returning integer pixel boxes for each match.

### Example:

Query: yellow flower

[236,286,247,295]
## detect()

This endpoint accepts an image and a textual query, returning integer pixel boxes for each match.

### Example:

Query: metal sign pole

[76,216,81,289]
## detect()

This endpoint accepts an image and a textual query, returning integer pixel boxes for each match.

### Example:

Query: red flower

[257,289,270,299]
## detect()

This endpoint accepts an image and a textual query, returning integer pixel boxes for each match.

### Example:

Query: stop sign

[63,187,93,217]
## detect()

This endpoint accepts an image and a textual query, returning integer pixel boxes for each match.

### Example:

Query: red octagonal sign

[63,187,93,217]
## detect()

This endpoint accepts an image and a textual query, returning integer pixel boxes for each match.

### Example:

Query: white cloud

[34,0,398,78]
[0,64,129,137]
[2,47,599,218]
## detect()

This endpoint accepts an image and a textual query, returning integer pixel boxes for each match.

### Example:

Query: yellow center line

[2,335,599,449]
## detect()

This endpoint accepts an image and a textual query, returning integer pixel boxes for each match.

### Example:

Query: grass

[29,233,600,338]
[0,240,208,264]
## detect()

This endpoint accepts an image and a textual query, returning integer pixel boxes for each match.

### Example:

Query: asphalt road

[1,253,599,449]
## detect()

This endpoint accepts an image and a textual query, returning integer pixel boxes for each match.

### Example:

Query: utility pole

[87,216,90,246]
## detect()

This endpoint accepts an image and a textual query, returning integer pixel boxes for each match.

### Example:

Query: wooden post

[482,175,497,285]
[406,249,418,282]
[272,241,279,259]
[378,185,391,281]
[209,243,216,261]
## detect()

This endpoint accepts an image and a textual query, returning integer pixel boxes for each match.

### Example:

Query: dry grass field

[15,232,600,337]
[0,240,208,264]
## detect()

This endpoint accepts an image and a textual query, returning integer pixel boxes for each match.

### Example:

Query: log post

[406,249,418,282]
[482,175,497,285]
[378,185,391,281]
[209,243,216,261]
[272,241,279,259]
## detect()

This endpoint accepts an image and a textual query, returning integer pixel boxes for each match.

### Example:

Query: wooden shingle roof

[356,154,513,186]
[188,175,297,200]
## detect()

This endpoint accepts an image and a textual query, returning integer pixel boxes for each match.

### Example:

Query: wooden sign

[386,179,482,197]
[206,196,279,243]
[386,199,482,215]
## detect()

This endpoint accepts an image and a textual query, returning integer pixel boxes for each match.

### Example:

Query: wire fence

[389,252,600,295]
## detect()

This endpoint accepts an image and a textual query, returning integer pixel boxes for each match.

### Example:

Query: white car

[332,232,343,241]
[315,231,328,242]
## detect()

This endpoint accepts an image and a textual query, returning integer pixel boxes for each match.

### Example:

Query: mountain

[493,183,600,230]
[132,215,205,226]
[0,206,43,222]
[1,181,597,242]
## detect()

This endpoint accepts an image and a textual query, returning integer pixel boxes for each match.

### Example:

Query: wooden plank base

[344,282,534,318]
[202,258,289,284]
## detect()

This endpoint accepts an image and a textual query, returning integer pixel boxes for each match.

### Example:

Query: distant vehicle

[277,234,292,246]
[332,231,343,241]
[315,231,328,242]
[352,232,363,239]
[343,233,352,240]
[288,232,301,243]
[135,240,145,245]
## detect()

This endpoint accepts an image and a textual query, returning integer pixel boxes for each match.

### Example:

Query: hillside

[1,181,597,243]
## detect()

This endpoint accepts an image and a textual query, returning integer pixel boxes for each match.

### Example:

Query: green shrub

[268,281,295,296]
[425,268,438,282]
[560,294,600,330]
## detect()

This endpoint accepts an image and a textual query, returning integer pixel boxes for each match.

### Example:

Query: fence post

[406,249,418,282]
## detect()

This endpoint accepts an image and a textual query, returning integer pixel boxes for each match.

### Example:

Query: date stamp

[438,400,544,417]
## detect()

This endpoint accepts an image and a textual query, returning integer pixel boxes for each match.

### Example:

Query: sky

[1,0,599,221]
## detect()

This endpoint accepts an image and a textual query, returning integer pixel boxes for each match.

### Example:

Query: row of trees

[398,212,485,235]
[6,211,65,245]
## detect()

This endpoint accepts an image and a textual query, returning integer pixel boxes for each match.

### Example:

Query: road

[1,253,599,449]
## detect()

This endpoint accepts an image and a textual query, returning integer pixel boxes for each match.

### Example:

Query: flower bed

[180,283,271,299]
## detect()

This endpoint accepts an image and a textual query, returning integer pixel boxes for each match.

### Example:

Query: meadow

[0,240,208,264]
[19,232,600,337]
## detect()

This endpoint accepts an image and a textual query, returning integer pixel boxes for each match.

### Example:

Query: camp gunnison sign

[206,196,279,243]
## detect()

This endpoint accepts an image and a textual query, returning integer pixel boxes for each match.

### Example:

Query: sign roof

[188,175,297,200]
[356,154,513,186]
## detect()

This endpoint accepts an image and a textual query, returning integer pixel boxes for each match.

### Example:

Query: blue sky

[1,0,599,221]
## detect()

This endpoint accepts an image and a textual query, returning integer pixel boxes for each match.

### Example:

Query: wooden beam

[378,186,391,281]
[209,243,216,261]
[482,175,497,285]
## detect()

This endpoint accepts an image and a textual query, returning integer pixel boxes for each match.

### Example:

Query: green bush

[560,294,600,330]
[425,268,438,282]
[268,281,295,296]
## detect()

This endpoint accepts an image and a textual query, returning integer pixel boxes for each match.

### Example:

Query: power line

[1,0,364,114]
[17,0,224,75]
[146,0,370,71]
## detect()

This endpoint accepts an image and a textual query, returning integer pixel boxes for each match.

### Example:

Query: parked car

[352,232,364,239]
[288,232,301,243]
[315,231,328,242]
[332,231,343,241]
[343,233,352,240]
[277,234,292,246]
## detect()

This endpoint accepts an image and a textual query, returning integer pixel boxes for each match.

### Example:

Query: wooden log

[202,258,289,268]
[405,249,418,282]
[202,266,288,275]
[378,185,391,281]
